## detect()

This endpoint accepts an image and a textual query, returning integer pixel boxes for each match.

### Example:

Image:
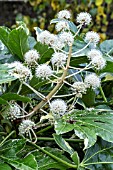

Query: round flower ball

[50,99,67,115]
[36,64,53,79]
[57,10,71,20]
[84,73,100,89]
[76,12,92,25]
[24,49,40,65]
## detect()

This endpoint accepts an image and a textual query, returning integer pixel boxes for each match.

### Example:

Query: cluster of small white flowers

[50,99,67,115]
[37,30,51,44]
[55,21,69,32]
[59,32,74,46]
[84,73,100,89]
[36,64,53,79]
[8,61,32,81]
[24,49,40,65]
[87,49,102,60]
[85,31,100,44]
[72,82,87,98]
[7,104,21,120]
[51,52,67,67]
[87,49,106,70]
[57,10,71,20]
[91,56,106,70]
[19,120,35,136]
[76,12,92,25]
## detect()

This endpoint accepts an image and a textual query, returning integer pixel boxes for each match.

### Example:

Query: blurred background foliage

[1,0,113,40]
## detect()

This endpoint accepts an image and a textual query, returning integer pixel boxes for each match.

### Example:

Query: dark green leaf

[53,134,74,155]
[1,93,31,102]
[0,97,8,105]
[8,26,29,60]
[71,151,80,166]
[0,163,12,170]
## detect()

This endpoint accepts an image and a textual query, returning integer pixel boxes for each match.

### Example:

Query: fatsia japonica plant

[1,9,113,170]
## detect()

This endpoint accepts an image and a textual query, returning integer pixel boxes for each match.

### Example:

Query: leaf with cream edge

[55,109,113,149]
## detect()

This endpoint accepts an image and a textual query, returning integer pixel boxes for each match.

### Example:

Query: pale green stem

[23,82,45,99]
[36,137,83,142]
[0,130,15,147]
[17,82,23,94]
[53,92,77,98]
[28,142,77,169]
[99,85,107,102]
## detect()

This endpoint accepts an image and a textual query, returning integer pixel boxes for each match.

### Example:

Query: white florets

[50,99,67,115]
[85,31,100,44]
[37,30,51,45]
[72,82,87,98]
[91,56,106,70]
[7,104,21,120]
[51,52,67,67]
[57,10,71,20]
[76,12,92,25]
[55,21,69,32]
[36,64,53,79]
[24,49,40,65]
[84,73,100,89]
[8,61,32,81]
[87,49,102,60]
[59,32,74,46]
[19,120,35,136]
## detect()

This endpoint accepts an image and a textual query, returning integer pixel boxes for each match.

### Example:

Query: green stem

[99,85,107,102]
[28,141,77,169]
[36,125,53,134]
[36,137,83,143]
[0,130,15,147]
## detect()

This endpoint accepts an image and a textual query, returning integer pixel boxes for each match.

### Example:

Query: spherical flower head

[59,32,74,46]
[87,49,102,60]
[24,49,40,65]
[8,61,32,81]
[19,120,35,136]
[37,30,51,45]
[51,52,67,67]
[50,99,67,115]
[51,36,65,50]
[57,10,71,20]
[36,64,53,79]
[91,56,106,70]
[85,31,100,44]
[76,12,92,25]
[84,73,100,89]
[72,82,87,98]
[7,104,21,120]
[55,21,69,32]
[48,34,58,47]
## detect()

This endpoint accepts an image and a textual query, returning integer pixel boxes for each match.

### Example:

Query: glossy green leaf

[8,26,29,60]
[53,134,74,155]
[81,138,113,170]
[0,163,12,170]
[1,93,31,102]
[8,154,38,170]
[71,151,80,166]
[55,110,113,149]
[34,42,54,64]
[0,97,8,105]
[100,40,113,55]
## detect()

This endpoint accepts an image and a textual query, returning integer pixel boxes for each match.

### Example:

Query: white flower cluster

[72,82,87,98]
[87,49,106,70]
[8,61,32,81]
[57,10,71,20]
[36,64,53,79]
[55,21,69,32]
[6,104,21,120]
[85,31,100,44]
[51,52,67,67]
[59,32,74,46]
[76,12,92,25]
[84,73,100,89]
[50,99,67,115]
[19,120,35,136]
[24,49,40,65]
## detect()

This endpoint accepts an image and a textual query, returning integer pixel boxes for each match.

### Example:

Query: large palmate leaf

[55,109,113,149]
[80,138,113,170]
